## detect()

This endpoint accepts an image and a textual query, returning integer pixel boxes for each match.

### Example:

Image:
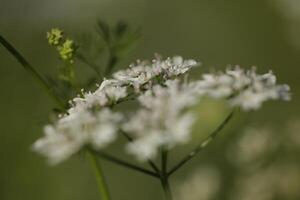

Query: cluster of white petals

[33,108,122,165]
[123,80,200,160]
[122,68,290,161]
[194,67,291,110]
[33,56,198,164]
[113,55,199,91]
[69,56,198,113]
[33,55,291,164]
[68,79,127,114]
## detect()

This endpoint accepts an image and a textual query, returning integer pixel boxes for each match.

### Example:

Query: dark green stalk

[0,34,65,109]
[90,149,160,178]
[167,110,235,176]
[0,34,114,200]
[161,150,168,175]
[160,150,173,200]
[86,151,111,200]
[160,177,173,200]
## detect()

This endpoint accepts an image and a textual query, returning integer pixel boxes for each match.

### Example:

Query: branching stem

[160,150,173,200]
[0,34,65,110]
[91,149,160,178]
[86,151,111,200]
[167,110,235,176]
[121,130,160,174]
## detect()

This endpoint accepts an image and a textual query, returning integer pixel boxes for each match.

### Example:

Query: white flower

[123,80,199,161]
[33,54,291,166]
[33,108,123,165]
[68,79,127,114]
[153,56,199,77]
[195,67,290,110]
[122,66,290,161]
[113,55,199,91]
[95,79,127,103]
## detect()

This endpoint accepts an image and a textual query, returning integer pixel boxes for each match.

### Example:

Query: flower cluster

[47,28,76,63]
[122,67,290,160]
[57,39,76,63]
[113,55,199,91]
[123,80,200,160]
[47,28,63,46]
[194,67,291,110]
[33,56,198,164]
[33,108,123,165]
[33,55,290,165]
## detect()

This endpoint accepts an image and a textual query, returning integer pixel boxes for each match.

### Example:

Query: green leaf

[97,20,111,42]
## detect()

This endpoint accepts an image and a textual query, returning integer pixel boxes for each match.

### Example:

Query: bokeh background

[1,0,300,200]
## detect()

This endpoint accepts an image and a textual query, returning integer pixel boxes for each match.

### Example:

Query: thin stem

[161,150,168,175]
[168,110,235,176]
[148,161,160,174]
[160,149,173,200]
[160,177,173,200]
[121,130,161,174]
[0,34,65,110]
[86,151,111,200]
[90,149,160,178]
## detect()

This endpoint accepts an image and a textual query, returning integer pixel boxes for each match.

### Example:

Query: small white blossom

[33,108,123,165]
[195,67,290,110]
[122,66,290,161]
[33,54,291,166]
[113,55,199,91]
[123,80,200,161]
[68,79,127,114]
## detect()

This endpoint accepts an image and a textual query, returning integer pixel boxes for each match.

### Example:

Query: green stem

[86,151,111,200]
[0,34,65,110]
[167,110,235,176]
[160,150,173,200]
[161,150,168,175]
[160,178,173,200]
[0,34,113,199]
[90,149,160,178]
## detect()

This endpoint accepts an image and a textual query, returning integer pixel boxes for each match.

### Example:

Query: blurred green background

[0,0,299,200]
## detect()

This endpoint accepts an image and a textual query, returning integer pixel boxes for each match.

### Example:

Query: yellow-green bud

[47,28,63,46]
[57,39,75,63]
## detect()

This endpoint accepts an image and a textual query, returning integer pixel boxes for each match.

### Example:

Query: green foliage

[96,20,141,76]
[44,21,140,104]
[47,28,77,64]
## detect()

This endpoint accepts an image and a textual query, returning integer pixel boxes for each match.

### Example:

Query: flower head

[33,54,291,165]
[33,108,123,165]
[47,28,63,46]
[57,39,76,63]
[113,55,199,91]
[123,80,200,160]
[195,67,290,110]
